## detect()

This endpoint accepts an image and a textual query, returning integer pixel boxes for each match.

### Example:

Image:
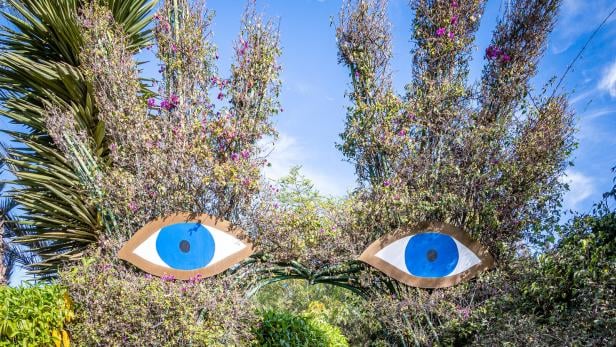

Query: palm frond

[0,0,156,278]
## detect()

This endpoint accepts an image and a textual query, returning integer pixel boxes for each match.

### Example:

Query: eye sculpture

[359,222,494,288]
[119,213,253,280]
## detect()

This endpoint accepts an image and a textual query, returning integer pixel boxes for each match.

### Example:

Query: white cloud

[260,133,354,196]
[598,60,616,97]
[552,0,615,54]
[260,133,303,180]
[560,170,595,210]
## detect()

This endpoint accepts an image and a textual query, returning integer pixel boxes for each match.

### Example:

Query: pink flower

[451,0,458,8]
[448,31,455,39]
[383,180,391,187]
[170,94,179,105]
[147,97,157,107]
[238,39,249,55]
[436,27,446,37]
[161,99,171,110]
[231,153,239,161]
[485,45,502,59]
[128,201,138,212]
[398,129,407,136]
[240,149,250,159]
[161,274,175,282]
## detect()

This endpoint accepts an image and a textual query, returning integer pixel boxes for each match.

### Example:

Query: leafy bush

[460,197,616,346]
[0,284,72,346]
[253,309,348,347]
[59,255,256,346]
[254,280,380,345]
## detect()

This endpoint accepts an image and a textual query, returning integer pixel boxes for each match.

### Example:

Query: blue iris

[404,232,459,277]
[155,222,215,270]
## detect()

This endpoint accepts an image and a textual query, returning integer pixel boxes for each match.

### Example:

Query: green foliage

[253,309,348,347]
[0,0,156,278]
[254,280,380,345]
[59,255,255,346]
[0,284,72,346]
[458,196,616,345]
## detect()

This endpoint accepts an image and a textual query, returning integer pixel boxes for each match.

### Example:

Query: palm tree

[0,0,156,278]
[0,154,28,285]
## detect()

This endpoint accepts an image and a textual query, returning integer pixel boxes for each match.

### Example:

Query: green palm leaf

[0,0,156,278]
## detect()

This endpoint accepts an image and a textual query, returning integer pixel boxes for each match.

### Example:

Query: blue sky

[188,0,616,214]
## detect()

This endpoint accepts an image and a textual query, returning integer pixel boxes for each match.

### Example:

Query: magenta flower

[436,27,446,37]
[240,149,250,159]
[398,129,407,136]
[170,94,179,106]
[128,201,138,212]
[451,15,459,25]
[383,180,391,187]
[170,43,178,53]
[448,31,455,39]
[451,0,458,8]
[161,274,175,282]
[354,70,360,79]
[147,97,156,107]
[238,39,249,56]
[217,92,224,100]
[160,99,171,110]
[501,53,511,62]
[485,45,502,59]
[231,153,239,161]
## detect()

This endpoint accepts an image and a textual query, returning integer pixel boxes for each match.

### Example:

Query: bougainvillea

[46,0,281,241]
[43,0,281,344]
[328,0,576,344]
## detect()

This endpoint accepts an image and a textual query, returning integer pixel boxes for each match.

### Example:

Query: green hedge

[254,309,349,347]
[0,284,72,346]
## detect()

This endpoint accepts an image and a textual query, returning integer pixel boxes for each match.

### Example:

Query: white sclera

[133,225,248,269]
[375,234,481,277]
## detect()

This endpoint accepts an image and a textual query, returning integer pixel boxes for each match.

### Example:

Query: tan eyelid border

[118,212,254,280]
[359,221,494,288]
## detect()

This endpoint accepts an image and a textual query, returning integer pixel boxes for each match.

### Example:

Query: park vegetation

[0,0,614,346]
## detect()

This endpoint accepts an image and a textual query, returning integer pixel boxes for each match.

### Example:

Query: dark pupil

[426,249,437,262]
[179,240,190,253]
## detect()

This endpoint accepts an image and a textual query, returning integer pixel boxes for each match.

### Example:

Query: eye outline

[118,213,253,280]
[359,222,494,288]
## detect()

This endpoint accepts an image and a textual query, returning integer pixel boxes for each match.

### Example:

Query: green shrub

[254,280,379,345]
[0,284,72,346]
[253,309,348,347]
[59,255,255,346]
[461,201,616,346]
